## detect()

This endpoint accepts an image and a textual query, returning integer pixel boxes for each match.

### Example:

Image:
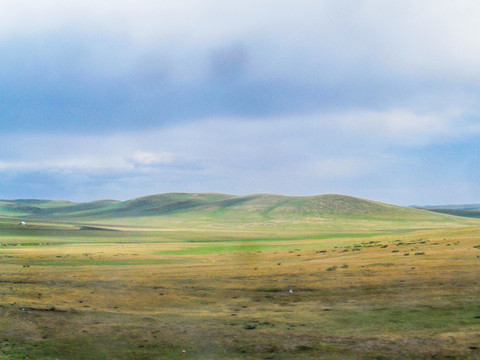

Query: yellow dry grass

[0,224,479,359]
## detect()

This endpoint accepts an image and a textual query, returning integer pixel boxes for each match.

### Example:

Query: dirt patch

[19,306,67,313]
[79,226,120,231]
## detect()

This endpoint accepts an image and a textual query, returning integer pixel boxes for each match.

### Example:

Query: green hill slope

[0,193,457,224]
[0,199,120,218]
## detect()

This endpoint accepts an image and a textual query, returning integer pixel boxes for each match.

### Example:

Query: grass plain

[0,194,480,359]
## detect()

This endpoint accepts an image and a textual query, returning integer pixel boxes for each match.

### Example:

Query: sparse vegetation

[0,194,479,359]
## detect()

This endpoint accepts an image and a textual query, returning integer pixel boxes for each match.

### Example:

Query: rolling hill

[0,193,458,224]
[413,203,480,219]
[418,204,480,211]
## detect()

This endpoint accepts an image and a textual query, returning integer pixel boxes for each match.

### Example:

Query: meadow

[0,194,479,359]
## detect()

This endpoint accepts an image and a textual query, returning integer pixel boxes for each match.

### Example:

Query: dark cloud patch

[209,42,249,82]
[1,30,474,135]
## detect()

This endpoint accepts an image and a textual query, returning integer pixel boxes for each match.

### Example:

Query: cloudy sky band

[1,1,479,204]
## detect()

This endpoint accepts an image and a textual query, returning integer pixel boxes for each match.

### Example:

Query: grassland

[0,193,466,223]
[0,194,479,359]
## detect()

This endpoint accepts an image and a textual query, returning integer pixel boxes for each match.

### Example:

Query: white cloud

[3,0,480,83]
[131,151,174,166]
[327,109,480,146]
[1,108,476,175]
[1,1,480,204]
[2,108,477,186]
[0,142,175,173]
[0,157,130,172]
[309,157,380,179]
[1,108,479,203]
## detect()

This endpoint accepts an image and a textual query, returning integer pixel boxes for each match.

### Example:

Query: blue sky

[1,0,480,205]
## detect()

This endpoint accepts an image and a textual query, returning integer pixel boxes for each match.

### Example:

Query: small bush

[296,345,314,351]
[326,266,337,272]
[340,264,349,269]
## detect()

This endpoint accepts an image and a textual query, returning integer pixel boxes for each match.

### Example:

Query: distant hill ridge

[417,204,480,211]
[413,204,480,219]
[0,193,451,222]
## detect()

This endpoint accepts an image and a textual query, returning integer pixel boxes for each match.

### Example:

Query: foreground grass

[0,219,479,359]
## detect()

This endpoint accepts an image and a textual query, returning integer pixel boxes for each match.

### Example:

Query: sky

[1,0,480,205]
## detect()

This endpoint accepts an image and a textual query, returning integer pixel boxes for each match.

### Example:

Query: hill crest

[0,193,452,223]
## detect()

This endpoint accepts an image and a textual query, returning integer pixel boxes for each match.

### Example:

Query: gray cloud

[1,1,480,204]
[1,1,480,134]
[1,111,478,203]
